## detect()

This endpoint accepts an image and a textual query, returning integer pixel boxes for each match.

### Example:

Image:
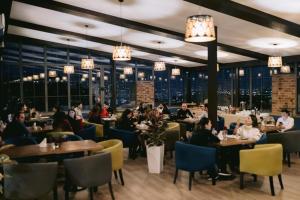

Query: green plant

[146,121,167,147]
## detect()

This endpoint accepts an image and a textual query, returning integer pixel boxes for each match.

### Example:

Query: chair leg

[113,170,118,180]
[287,153,291,167]
[173,168,178,184]
[212,177,216,186]
[252,174,257,182]
[240,172,244,189]
[278,174,284,190]
[108,182,115,200]
[119,169,124,186]
[189,172,193,191]
[269,176,275,196]
[89,187,94,200]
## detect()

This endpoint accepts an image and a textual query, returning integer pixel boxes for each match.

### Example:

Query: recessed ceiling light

[248,38,297,49]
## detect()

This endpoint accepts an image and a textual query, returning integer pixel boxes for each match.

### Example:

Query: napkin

[39,138,47,147]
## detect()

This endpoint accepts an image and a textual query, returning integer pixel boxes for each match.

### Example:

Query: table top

[102,117,117,122]
[1,140,102,159]
[217,138,256,147]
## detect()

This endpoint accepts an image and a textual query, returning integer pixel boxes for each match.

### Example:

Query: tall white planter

[146,144,164,173]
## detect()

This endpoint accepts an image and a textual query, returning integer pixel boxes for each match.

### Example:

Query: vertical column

[19,43,23,101]
[67,48,71,109]
[249,67,253,109]
[44,46,48,112]
[89,68,93,109]
[111,60,117,112]
[234,67,239,107]
[100,66,105,106]
[183,69,191,102]
[207,27,218,127]
[168,67,171,106]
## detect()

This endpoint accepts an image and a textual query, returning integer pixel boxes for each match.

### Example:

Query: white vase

[146,144,164,173]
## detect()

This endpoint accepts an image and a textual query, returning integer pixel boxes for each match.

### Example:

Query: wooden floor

[52,153,300,200]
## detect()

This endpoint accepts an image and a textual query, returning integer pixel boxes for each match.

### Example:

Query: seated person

[99,103,110,118]
[30,107,39,119]
[88,106,101,124]
[235,114,262,141]
[137,102,145,114]
[67,109,83,134]
[52,111,73,132]
[117,109,136,132]
[190,117,220,178]
[158,103,170,115]
[276,109,294,132]
[73,101,83,119]
[2,112,30,141]
[177,103,193,119]
[52,105,61,120]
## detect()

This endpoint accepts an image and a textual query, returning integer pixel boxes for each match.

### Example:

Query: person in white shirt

[74,102,83,120]
[235,114,262,141]
[276,109,294,132]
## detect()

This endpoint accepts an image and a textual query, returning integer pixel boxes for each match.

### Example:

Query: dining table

[1,140,102,159]
[217,138,256,147]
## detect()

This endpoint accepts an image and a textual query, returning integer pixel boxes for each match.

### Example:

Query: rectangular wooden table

[217,138,256,147]
[1,140,102,159]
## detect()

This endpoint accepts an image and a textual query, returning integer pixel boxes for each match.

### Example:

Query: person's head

[245,114,258,127]
[181,103,187,111]
[122,109,133,120]
[18,103,27,112]
[14,112,26,123]
[52,105,60,113]
[204,103,208,111]
[281,109,290,119]
[162,103,168,109]
[68,109,76,119]
[198,117,212,130]
[103,102,109,109]
[77,102,83,110]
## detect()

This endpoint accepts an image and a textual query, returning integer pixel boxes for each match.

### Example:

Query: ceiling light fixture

[81,25,94,69]
[154,41,166,71]
[48,71,57,78]
[280,65,291,73]
[39,73,45,79]
[113,0,131,61]
[120,74,125,79]
[123,66,133,75]
[239,69,245,76]
[171,60,180,76]
[138,72,145,78]
[185,15,216,43]
[268,56,282,68]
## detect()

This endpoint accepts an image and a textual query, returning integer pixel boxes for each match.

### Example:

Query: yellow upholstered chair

[47,131,74,139]
[95,139,124,185]
[83,121,104,138]
[164,122,180,158]
[239,144,283,196]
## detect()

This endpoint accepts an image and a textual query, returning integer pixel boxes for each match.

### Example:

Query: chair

[3,162,58,200]
[0,144,15,152]
[4,136,37,146]
[64,134,83,141]
[239,144,283,196]
[47,131,74,139]
[64,153,114,200]
[76,124,97,141]
[83,121,104,138]
[109,128,139,159]
[282,131,300,167]
[164,122,180,158]
[174,142,217,190]
[95,139,125,185]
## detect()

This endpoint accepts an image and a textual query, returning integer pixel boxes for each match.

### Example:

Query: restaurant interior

[1,0,300,199]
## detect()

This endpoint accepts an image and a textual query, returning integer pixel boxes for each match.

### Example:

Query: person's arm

[283,118,294,131]
[276,118,281,127]
[187,109,193,118]
[253,128,262,141]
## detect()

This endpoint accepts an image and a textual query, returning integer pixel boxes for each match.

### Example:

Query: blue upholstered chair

[174,142,217,190]
[76,124,96,141]
[108,128,139,159]
[256,133,267,144]
[5,136,37,146]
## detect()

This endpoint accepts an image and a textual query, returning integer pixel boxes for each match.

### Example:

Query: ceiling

[5,0,300,67]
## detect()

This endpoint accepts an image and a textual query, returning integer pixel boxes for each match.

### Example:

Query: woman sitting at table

[52,111,73,132]
[234,114,262,141]
[99,103,110,119]
[88,106,101,124]
[117,109,136,132]
[67,109,83,134]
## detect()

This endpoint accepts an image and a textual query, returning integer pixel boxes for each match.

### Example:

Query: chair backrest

[4,136,37,146]
[4,162,58,200]
[109,128,138,148]
[64,153,112,188]
[83,121,104,137]
[175,141,216,172]
[165,123,180,151]
[282,131,300,153]
[100,139,123,170]
[64,134,83,141]
[76,124,96,141]
[240,144,282,176]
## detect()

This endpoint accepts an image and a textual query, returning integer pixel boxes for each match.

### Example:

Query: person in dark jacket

[67,109,83,134]
[117,109,136,132]
[177,103,193,119]
[52,111,73,132]
[190,117,231,177]
[2,112,30,141]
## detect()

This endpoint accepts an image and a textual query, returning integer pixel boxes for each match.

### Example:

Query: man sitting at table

[177,103,193,119]
[276,109,294,132]
[2,112,29,140]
